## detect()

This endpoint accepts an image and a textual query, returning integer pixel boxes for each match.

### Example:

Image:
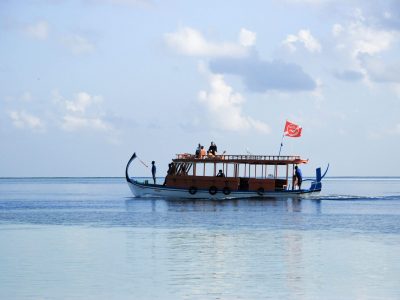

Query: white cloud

[349,24,395,57]
[54,91,112,132]
[8,111,45,130]
[61,34,95,55]
[61,115,110,131]
[65,92,102,113]
[198,72,270,133]
[164,27,250,58]
[25,21,49,40]
[333,12,398,58]
[283,29,322,53]
[331,9,400,86]
[239,28,256,47]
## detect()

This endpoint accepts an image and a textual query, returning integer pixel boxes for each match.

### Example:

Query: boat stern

[309,167,322,191]
[308,164,329,193]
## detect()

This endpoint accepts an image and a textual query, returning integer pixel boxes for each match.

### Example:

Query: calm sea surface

[1,177,400,300]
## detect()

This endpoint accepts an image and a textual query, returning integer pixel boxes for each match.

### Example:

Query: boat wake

[314,194,400,201]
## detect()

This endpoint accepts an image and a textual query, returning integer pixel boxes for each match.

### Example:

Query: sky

[1,0,400,177]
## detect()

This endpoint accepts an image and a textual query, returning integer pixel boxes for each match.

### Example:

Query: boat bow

[125,152,137,184]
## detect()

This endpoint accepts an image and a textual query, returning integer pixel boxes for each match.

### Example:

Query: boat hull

[127,180,320,200]
[125,152,326,200]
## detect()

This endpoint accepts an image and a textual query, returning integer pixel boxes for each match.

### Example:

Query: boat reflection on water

[125,197,323,214]
[122,196,326,298]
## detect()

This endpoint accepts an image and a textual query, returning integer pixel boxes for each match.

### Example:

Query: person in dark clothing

[216,169,225,177]
[167,163,174,175]
[208,141,218,156]
[294,165,302,189]
[151,161,156,184]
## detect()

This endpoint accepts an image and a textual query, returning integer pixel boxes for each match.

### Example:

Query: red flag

[284,120,302,137]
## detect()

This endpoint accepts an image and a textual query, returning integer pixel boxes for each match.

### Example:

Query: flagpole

[278,133,285,156]
[275,133,285,179]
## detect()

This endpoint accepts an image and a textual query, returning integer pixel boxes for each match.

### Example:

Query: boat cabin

[164,154,308,195]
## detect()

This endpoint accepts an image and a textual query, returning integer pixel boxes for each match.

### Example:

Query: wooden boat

[125,152,328,199]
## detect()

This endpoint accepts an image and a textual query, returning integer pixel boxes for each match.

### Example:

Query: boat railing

[175,153,301,161]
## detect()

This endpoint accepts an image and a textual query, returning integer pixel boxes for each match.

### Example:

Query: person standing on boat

[294,165,302,189]
[151,161,156,184]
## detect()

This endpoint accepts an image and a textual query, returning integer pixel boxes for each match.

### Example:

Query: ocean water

[1,177,400,300]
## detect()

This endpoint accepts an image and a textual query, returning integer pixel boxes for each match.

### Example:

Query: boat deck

[174,154,308,165]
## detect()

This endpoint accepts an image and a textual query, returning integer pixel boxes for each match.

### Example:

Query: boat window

[178,163,192,176]
[273,165,289,179]
[215,163,224,177]
[225,163,235,178]
[255,164,268,179]
[203,163,215,177]
[249,164,255,178]
[186,163,194,176]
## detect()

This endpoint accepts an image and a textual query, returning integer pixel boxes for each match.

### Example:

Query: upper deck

[173,154,308,165]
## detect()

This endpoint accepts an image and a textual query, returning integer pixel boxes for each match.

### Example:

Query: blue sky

[1,0,400,177]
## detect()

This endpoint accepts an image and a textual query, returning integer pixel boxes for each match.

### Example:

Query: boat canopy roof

[173,154,308,165]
